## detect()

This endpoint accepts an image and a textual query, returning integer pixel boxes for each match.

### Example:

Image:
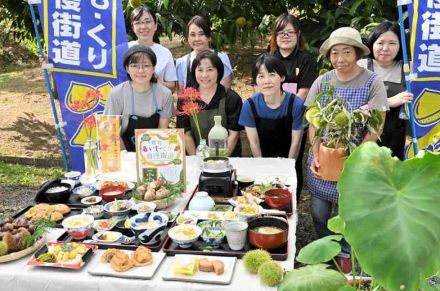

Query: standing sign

[37,0,128,171]
[406,0,440,157]
[135,129,186,188]
[97,115,121,173]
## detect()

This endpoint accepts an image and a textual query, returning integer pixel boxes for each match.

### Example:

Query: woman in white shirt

[175,15,233,94]
[128,6,177,92]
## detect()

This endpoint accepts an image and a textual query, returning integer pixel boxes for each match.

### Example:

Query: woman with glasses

[104,45,173,152]
[176,50,242,156]
[358,21,413,160]
[128,6,177,92]
[269,13,317,202]
[176,15,233,93]
[239,53,305,161]
[305,27,387,265]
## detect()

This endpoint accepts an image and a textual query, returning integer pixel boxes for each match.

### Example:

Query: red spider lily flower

[177,101,203,116]
[179,87,201,102]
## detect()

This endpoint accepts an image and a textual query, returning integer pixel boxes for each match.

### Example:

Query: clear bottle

[196,138,210,159]
[83,137,99,177]
[208,115,228,157]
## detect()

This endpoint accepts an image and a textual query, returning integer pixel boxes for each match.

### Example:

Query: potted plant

[305,84,383,181]
[279,143,440,291]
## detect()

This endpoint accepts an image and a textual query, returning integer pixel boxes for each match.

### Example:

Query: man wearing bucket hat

[104,45,173,152]
[304,27,388,269]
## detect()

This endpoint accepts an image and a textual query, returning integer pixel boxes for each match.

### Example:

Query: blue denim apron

[306,72,376,203]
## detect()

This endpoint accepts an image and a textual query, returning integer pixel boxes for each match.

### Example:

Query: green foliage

[0,161,63,187]
[278,264,347,291]
[337,143,440,291]
[296,235,343,265]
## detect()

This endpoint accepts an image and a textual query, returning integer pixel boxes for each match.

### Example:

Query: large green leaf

[328,216,345,234]
[297,235,343,264]
[337,143,440,291]
[278,264,347,291]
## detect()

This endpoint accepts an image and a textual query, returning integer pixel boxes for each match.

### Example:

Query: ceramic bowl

[79,175,96,187]
[44,182,71,203]
[133,201,157,214]
[64,171,81,185]
[100,185,127,202]
[248,216,288,249]
[103,200,133,217]
[264,188,292,210]
[168,224,202,248]
[129,212,168,244]
[92,231,123,243]
[233,203,263,222]
[175,214,198,225]
[62,214,94,240]
[201,227,225,248]
[236,176,255,189]
[197,219,225,230]
[81,195,102,205]
[73,185,96,198]
[82,205,104,219]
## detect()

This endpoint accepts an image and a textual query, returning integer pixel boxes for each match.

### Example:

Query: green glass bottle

[208,115,228,157]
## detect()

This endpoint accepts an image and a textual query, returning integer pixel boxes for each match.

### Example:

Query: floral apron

[306,72,376,203]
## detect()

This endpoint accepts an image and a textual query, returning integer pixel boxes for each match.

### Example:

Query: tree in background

[2,0,400,71]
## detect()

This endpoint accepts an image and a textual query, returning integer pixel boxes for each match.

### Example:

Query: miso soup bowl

[248,216,288,249]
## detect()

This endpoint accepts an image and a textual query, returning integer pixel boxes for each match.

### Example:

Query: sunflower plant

[306,83,383,153]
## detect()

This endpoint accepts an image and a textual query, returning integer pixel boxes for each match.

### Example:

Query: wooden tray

[163,189,289,261]
[56,221,171,252]
[0,236,46,263]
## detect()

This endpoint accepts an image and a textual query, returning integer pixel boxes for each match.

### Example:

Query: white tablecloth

[0,156,297,291]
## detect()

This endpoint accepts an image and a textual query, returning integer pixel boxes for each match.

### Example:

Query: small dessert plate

[81,196,102,205]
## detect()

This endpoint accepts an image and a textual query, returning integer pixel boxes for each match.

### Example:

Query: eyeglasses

[129,63,153,71]
[276,30,297,37]
[133,19,154,26]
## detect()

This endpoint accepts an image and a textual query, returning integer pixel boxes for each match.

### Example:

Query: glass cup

[224,221,248,251]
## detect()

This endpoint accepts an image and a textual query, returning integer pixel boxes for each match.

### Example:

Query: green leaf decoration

[141,134,151,141]
[297,235,343,264]
[328,216,345,234]
[278,265,347,291]
[172,159,182,165]
[337,142,440,291]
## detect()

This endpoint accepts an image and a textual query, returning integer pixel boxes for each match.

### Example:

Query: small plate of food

[92,231,123,243]
[81,196,102,205]
[28,242,97,269]
[88,246,166,279]
[163,254,236,285]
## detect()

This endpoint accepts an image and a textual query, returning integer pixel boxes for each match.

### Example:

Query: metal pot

[202,157,230,172]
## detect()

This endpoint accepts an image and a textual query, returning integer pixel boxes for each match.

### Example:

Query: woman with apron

[176,50,243,157]
[269,13,317,202]
[175,15,233,94]
[359,21,413,160]
[239,53,305,159]
[305,27,388,267]
[104,45,174,152]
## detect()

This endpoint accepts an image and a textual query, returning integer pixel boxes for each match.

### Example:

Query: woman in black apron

[239,53,305,160]
[104,45,174,152]
[269,13,317,201]
[175,15,233,94]
[361,21,413,160]
[176,50,243,157]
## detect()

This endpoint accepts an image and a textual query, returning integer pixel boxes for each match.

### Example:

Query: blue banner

[406,0,440,158]
[38,0,128,172]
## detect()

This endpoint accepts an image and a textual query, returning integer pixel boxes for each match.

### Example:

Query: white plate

[91,231,122,243]
[81,196,102,205]
[96,181,135,191]
[162,254,237,285]
[88,250,166,279]
[183,210,225,221]
[228,196,263,207]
